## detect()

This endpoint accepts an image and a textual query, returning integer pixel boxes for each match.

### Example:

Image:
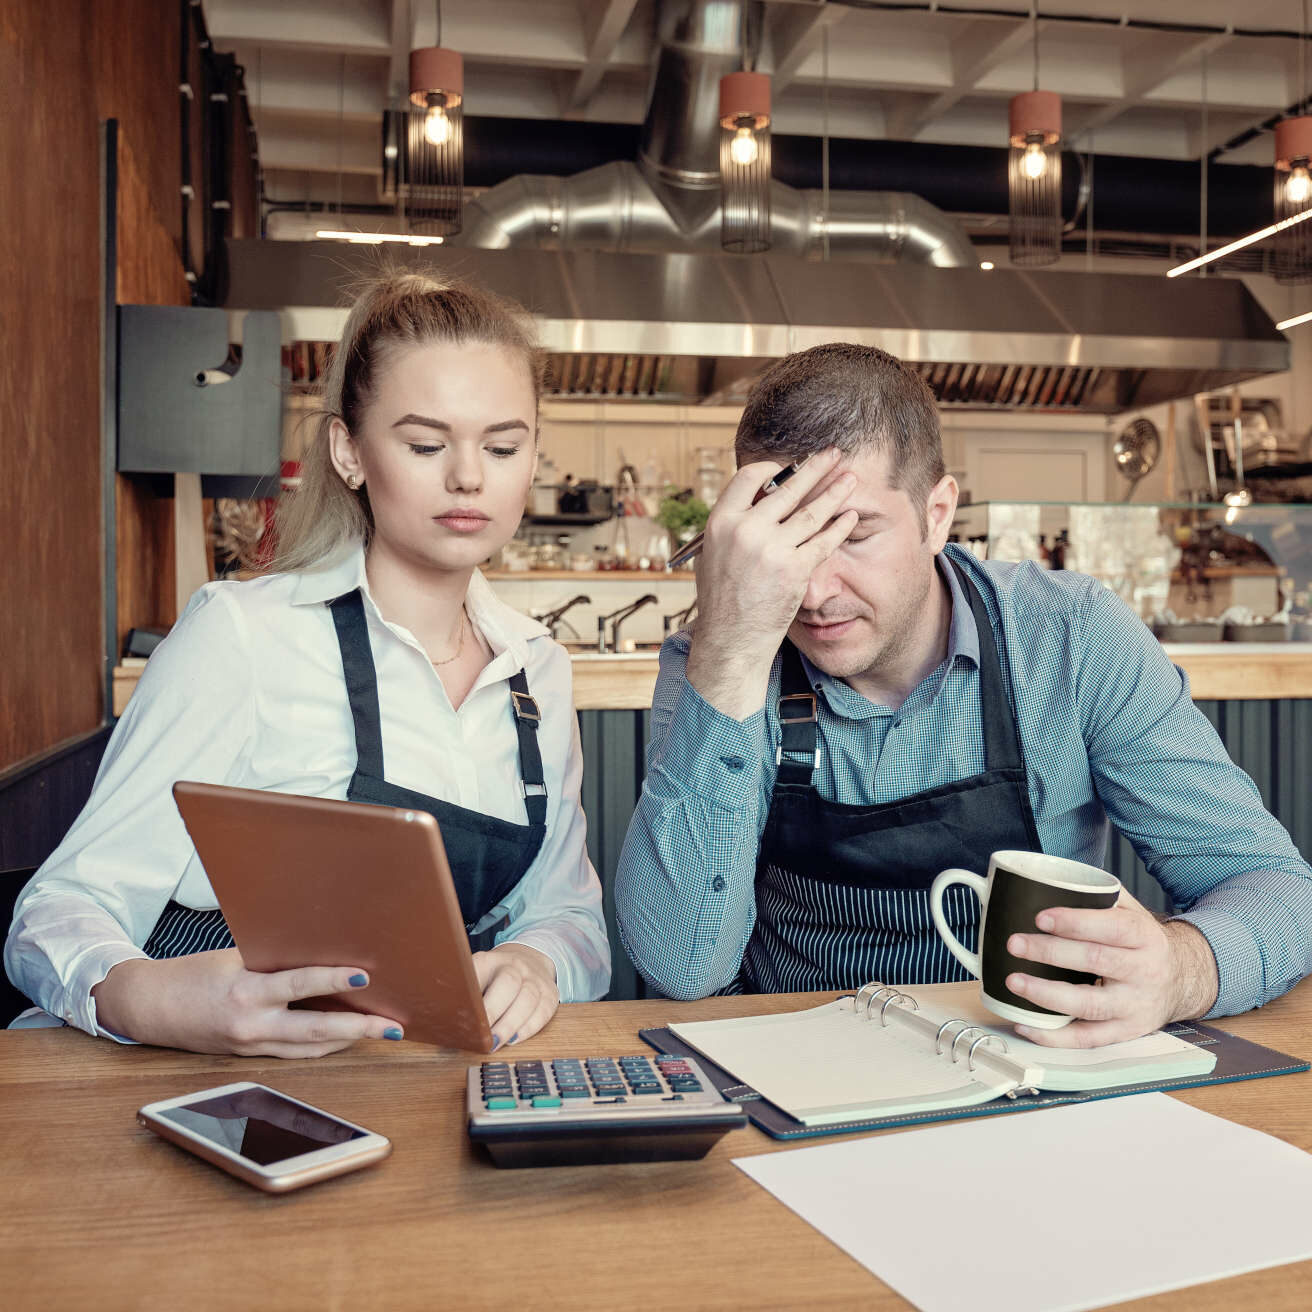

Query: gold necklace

[429,609,467,667]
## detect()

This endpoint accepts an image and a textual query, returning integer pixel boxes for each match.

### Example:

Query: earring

[346,474,361,490]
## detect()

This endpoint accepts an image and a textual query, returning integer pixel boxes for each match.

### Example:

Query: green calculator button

[531,1095,563,1108]
[485,1096,518,1110]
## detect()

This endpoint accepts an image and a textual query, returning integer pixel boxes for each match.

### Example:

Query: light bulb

[729,126,759,167]
[424,104,451,146]
[1022,140,1047,180]
[1286,165,1311,207]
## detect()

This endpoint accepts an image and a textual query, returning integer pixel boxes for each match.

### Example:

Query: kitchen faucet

[598,594,658,653]
[662,600,697,637]
[535,594,591,639]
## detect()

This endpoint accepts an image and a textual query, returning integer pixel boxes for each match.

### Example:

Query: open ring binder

[966,1032,1009,1071]
[854,983,899,1019]
[850,982,921,1025]
[950,1025,989,1064]
[935,1017,974,1055]
[879,992,919,1026]
[648,981,1256,1135]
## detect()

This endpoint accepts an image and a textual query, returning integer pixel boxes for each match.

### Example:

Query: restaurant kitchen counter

[111,643,1312,715]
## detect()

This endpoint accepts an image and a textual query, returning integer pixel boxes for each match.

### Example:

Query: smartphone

[138,1082,391,1192]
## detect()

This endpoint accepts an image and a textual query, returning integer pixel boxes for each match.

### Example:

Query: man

[614,343,1312,1048]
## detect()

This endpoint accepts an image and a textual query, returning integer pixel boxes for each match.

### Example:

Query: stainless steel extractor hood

[224,240,1289,414]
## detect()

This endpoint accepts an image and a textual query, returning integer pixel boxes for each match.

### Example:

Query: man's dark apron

[731,560,1042,994]
[144,589,546,958]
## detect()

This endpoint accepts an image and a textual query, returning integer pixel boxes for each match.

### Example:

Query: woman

[6,272,611,1056]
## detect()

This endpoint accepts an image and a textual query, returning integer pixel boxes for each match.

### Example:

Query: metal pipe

[454,0,973,265]
[457,162,975,265]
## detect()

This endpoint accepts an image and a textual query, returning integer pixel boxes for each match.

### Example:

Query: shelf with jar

[953,501,1312,643]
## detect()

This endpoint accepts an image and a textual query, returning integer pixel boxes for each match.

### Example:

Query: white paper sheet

[734,1094,1312,1312]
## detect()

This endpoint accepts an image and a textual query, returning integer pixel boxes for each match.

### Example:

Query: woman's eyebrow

[392,413,450,431]
[391,414,530,435]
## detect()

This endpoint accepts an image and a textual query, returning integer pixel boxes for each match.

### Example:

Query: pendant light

[403,1,463,236]
[1276,1,1312,282]
[1008,8,1062,266]
[719,11,771,256]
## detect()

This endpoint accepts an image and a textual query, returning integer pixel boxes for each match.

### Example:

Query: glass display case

[953,502,1312,642]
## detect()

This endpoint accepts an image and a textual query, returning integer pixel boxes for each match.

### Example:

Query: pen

[667,462,803,569]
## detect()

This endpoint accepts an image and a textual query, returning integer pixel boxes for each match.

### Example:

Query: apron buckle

[520,780,548,799]
[778,692,817,723]
[510,690,541,723]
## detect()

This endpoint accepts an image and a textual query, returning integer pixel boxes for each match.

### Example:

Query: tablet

[172,781,493,1052]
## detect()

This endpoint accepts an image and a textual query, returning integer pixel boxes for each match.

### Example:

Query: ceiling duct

[224,242,1289,413]
[446,0,975,267]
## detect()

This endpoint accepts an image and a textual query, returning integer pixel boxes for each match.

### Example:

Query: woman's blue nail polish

[383,1026,403,1040]
[349,973,368,988]
[510,1033,519,1044]
[490,1036,501,1051]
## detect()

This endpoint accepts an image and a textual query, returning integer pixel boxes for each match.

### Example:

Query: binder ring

[879,992,919,1026]
[853,982,887,1015]
[857,984,900,1020]
[950,1026,989,1063]
[966,1033,1009,1071]
[935,1018,973,1055]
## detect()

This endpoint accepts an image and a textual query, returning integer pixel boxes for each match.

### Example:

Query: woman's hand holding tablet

[92,950,406,1058]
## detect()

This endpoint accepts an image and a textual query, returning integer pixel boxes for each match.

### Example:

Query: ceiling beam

[766,1,849,96]
[885,18,1032,142]
[1066,30,1236,144]
[564,0,640,110]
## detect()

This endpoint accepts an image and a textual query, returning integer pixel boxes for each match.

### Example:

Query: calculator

[466,1052,747,1168]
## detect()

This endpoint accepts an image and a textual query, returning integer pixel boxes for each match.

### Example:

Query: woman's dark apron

[729,560,1042,994]
[144,589,546,958]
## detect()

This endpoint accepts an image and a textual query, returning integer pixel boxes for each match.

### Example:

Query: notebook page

[899,983,1216,1090]
[669,1002,1019,1125]
[734,1094,1312,1312]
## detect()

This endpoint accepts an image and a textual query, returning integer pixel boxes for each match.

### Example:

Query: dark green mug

[930,850,1121,1029]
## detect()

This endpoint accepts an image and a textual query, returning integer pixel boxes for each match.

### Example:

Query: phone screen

[157,1087,366,1165]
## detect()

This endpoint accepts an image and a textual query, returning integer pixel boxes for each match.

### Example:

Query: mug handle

[929,868,989,979]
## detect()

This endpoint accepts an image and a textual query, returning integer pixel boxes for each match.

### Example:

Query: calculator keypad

[477,1054,705,1111]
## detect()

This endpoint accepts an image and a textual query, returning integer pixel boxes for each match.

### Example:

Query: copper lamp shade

[1275,116,1312,283]
[1008,90,1062,267]
[719,71,772,254]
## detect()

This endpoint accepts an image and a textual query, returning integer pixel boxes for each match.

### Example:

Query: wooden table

[3,987,1310,1311]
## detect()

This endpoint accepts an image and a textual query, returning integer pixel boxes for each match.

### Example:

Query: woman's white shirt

[6,548,611,1037]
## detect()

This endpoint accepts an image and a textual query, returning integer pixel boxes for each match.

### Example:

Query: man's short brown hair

[734,344,946,525]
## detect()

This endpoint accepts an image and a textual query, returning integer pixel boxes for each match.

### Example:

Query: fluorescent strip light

[1166,207,1312,277]
[1277,308,1312,330]
[315,229,445,246]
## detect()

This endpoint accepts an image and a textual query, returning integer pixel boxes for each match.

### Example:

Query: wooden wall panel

[92,1,181,241]
[0,0,185,776]
[114,131,191,648]
[104,10,190,653]
[0,1,102,771]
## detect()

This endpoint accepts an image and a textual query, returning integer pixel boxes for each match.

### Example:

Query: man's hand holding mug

[930,850,1221,1047]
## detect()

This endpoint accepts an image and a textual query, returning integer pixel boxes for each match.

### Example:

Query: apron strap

[328,590,386,779]
[508,669,548,828]
[947,557,1024,776]
[776,643,819,786]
